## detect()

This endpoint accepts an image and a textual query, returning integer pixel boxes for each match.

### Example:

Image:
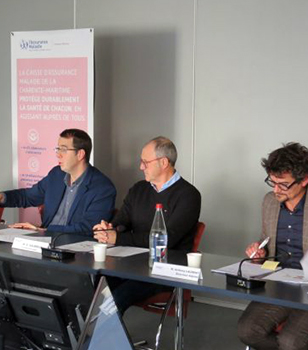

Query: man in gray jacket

[238,142,308,350]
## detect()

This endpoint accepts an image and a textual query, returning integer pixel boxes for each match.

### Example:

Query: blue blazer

[4,165,116,235]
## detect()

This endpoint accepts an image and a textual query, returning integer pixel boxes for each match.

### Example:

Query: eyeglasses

[140,157,164,168]
[54,147,78,154]
[264,176,298,191]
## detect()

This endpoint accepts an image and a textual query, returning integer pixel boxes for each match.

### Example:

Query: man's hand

[93,220,113,231]
[9,222,46,232]
[0,193,5,204]
[93,220,117,245]
[245,242,266,261]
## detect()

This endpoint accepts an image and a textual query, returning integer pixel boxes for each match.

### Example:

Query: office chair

[134,221,206,350]
[37,204,44,221]
[0,208,4,223]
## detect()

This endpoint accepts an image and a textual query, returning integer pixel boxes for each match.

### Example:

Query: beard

[274,193,288,203]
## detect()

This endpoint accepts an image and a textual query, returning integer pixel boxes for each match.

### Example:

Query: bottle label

[155,245,167,262]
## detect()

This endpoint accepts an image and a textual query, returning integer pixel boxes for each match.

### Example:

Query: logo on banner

[27,129,39,145]
[19,39,49,51]
[28,157,40,173]
[20,40,29,50]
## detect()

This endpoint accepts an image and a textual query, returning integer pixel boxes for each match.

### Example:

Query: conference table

[0,231,308,350]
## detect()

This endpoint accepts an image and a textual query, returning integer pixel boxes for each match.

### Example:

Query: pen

[250,236,270,259]
[93,228,115,232]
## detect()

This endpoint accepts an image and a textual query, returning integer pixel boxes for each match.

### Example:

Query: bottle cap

[156,203,163,209]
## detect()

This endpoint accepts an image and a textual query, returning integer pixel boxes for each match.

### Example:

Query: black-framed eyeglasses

[54,147,78,154]
[264,176,298,191]
[140,157,164,168]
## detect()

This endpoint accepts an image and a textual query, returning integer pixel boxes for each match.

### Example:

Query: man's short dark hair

[148,136,177,167]
[261,142,308,182]
[60,129,92,163]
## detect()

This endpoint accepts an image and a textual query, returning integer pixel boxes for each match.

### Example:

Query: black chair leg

[154,288,176,350]
[134,288,176,350]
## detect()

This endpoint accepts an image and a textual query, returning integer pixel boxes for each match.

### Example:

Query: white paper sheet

[300,251,308,280]
[56,242,148,257]
[58,241,115,253]
[0,227,37,235]
[107,246,149,257]
[58,241,97,252]
[262,268,308,284]
[0,228,43,243]
[211,261,279,279]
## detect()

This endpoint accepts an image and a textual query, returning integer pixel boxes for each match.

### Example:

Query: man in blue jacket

[0,129,116,235]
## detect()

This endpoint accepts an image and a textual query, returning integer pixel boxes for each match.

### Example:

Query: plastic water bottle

[149,203,168,267]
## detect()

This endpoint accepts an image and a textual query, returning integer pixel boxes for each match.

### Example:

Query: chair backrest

[0,207,4,222]
[192,221,205,252]
[37,204,44,220]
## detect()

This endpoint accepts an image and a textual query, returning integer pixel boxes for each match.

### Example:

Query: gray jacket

[261,191,308,257]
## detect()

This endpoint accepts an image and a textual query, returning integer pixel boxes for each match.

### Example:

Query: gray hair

[147,136,177,166]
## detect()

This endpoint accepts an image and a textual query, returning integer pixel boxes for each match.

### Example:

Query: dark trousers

[107,276,173,315]
[238,301,308,350]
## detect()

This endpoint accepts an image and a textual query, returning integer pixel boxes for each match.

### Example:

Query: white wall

[195,0,308,255]
[77,0,195,199]
[1,0,308,258]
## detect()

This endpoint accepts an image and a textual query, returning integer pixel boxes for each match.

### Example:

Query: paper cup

[93,243,107,262]
[187,252,202,268]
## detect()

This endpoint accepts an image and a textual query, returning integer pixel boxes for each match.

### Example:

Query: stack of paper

[0,228,49,243]
[57,242,149,257]
[212,262,308,284]
[211,262,277,279]
[264,268,308,284]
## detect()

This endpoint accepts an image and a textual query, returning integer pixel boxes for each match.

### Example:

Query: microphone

[42,225,127,260]
[226,253,290,289]
[50,232,71,249]
[42,232,81,260]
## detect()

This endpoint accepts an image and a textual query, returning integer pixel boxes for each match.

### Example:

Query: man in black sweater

[93,136,201,313]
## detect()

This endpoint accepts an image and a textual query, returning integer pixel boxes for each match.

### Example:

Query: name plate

[152,262,203,282]
[12,237,50,253]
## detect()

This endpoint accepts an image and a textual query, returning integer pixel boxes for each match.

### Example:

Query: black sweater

[113,178,201,252]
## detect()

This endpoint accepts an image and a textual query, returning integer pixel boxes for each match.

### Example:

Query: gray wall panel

[77,0,195,206]
[195,0,308,255]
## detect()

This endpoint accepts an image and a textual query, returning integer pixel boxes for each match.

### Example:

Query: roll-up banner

[11,28,94,223]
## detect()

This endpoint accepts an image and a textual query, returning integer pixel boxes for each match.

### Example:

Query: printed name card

[152,262,203,282]
[12,237,49,253]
